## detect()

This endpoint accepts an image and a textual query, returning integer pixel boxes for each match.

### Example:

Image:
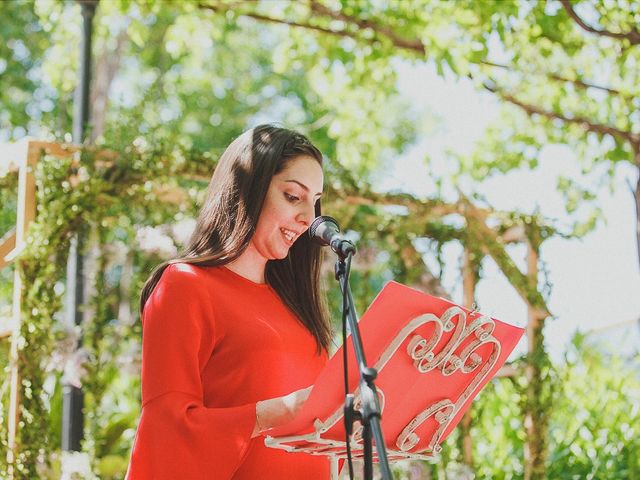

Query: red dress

[126,263,330,479]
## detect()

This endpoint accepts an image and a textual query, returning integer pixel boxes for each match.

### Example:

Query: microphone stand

[334,250,392,480]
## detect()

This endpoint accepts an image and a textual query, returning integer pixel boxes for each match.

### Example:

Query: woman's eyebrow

[285,179,323,197]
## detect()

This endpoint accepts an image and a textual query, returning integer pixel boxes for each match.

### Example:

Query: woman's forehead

[276,156,323,194]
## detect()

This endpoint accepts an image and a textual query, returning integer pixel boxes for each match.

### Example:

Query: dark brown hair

[139,124,331,352]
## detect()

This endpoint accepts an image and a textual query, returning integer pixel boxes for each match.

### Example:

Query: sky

[383,61,640,361]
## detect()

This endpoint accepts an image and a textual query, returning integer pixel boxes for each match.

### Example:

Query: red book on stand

[266,281,524,465]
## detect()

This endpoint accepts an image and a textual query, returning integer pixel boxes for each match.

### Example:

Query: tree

[196,0,639,267]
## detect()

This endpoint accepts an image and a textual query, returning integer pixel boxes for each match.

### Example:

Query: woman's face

[250,155,323,261]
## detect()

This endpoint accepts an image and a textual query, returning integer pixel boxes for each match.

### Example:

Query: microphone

[309,216,356,258]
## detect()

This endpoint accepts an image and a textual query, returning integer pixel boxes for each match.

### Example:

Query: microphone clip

[331,238,356,260]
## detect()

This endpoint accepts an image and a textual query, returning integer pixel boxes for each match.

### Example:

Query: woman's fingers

[254,386,314,436]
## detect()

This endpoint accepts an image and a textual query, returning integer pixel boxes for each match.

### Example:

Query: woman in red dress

[126,125,332,479]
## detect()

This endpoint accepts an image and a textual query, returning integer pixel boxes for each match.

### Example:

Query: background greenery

[1,0,638,478]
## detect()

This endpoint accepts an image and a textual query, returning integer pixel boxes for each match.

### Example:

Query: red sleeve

[126,264,256,480]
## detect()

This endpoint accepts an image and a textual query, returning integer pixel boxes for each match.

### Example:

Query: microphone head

[309,215,339,244]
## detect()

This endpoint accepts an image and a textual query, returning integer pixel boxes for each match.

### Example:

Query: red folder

[266,281,524,462]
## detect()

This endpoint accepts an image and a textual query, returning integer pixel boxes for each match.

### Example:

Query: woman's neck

[225,246,268,284]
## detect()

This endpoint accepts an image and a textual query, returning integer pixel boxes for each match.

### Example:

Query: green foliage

[0,339,10,470]
[0,0,49,139]
[468,376,526,479]
[547,334,640,479]
[463,0,638,235]
[451,334,640,480]
[0,171,18,237]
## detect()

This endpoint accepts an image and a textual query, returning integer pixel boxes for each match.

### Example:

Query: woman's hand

[252,386,312,437]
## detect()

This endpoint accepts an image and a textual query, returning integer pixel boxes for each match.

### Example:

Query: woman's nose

[297,203,315,228]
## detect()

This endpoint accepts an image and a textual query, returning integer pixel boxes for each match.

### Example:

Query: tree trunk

[523,243,549,480]
[459,248,478,468]
[90,27,128,142]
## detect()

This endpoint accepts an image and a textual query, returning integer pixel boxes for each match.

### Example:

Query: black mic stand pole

[334,250,392,480]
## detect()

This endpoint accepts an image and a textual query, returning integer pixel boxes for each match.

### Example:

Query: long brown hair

[140,125,331,352]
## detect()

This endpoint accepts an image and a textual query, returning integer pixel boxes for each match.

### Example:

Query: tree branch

[560,0,640,45]
[308,0,426,54]
[481,61,628,99]
[484,81,640,146]
[198,2,358,41]
[459,196,552,318]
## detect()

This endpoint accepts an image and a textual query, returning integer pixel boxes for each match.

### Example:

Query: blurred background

[1,0,639,478]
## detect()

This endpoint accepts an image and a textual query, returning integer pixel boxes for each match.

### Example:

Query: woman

[126,125,332,479]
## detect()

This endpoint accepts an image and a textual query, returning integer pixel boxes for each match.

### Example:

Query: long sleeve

[126,264,256,480]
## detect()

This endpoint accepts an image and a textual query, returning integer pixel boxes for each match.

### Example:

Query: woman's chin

[267,247,290,261]
[275,250,290,260]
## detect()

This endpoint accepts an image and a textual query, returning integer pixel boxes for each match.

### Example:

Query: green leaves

[547,334,640,478]
[0,0,49,137]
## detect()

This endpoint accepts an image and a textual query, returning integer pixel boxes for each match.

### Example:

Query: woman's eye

[284,193,300,202]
